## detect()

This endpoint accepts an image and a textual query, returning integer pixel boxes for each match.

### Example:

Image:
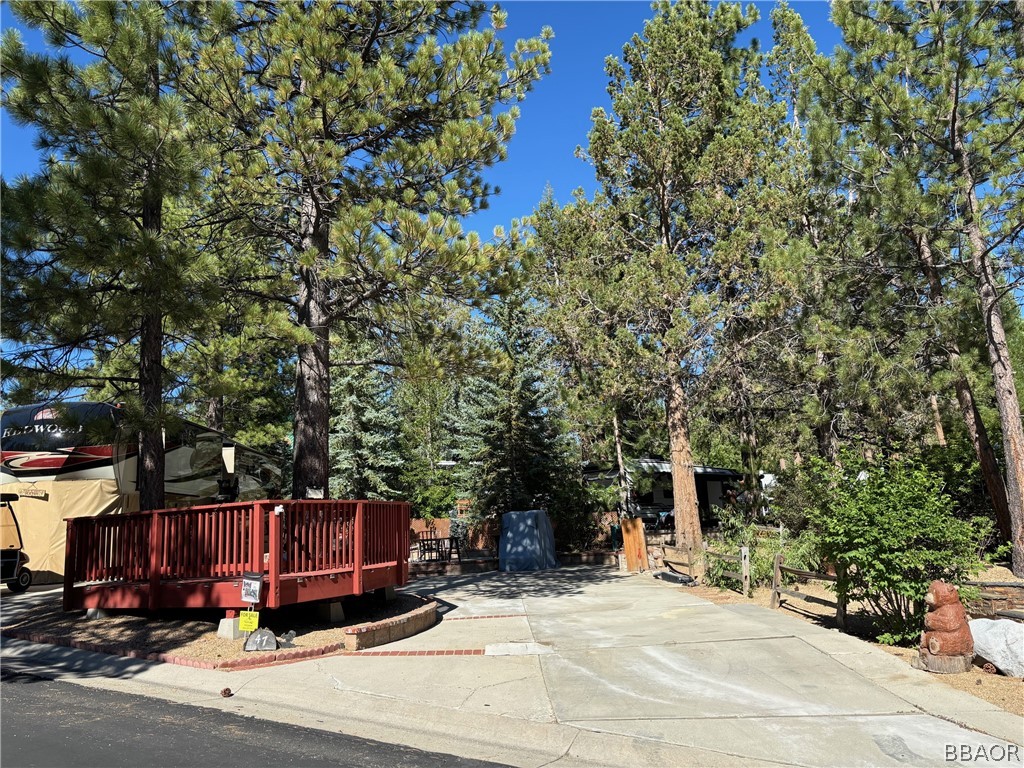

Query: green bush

[704,506,821,590]
[807,457,989,645]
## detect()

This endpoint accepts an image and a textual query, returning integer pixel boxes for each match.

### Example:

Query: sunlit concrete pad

[565,713,1024,767]
[317,653,555,721]
[541,637,916,721]
[485,642,554,656]
[529,602,787,650]
[385,614,534,651]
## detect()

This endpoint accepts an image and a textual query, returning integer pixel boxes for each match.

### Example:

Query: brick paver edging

[1,599,441,672]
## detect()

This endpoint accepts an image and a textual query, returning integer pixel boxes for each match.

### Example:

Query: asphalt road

[1,669,511,768]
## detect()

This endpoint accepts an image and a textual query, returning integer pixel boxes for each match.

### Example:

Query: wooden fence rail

[661,544,749,596]
[770,553,846,629]
[64,499,410,614]
[706,546,750,597]
[662,544,699,580]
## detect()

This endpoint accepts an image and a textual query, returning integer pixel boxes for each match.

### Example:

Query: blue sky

[0,1,843,240]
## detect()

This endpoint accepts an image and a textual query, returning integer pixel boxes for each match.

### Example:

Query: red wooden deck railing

[63,500,410,613]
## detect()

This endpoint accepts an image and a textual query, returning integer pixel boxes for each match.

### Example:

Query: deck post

[268,503,282,609]
[400,503,410,585]
[148,511,164,611]
[63,519,77,612]
[250,503,265,574]
[354,500,364,595]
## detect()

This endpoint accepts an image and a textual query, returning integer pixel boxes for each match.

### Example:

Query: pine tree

[183,2,551,499]
[2,1,213,510]
[328,337,400,500]
[817,0,1024,572]
[567,1,799,570]
[458,293,580,522]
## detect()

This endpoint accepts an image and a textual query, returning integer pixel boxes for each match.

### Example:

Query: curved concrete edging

[1,599,440,671]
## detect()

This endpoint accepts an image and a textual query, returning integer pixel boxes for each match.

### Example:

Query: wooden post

[836,563,847,630]
[250,503,265,573]
[63,519,77,612]
[740,546,750,598]
[268,504,281,609]
[400,503,410,585]
[354,500,364,594]
[686,544,694,579]
[148,511,164,611]
[770,553,783,609]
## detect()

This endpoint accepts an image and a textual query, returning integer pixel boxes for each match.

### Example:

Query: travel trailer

[0,401,282,581]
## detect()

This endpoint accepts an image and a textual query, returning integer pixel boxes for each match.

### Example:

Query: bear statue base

[912,651,973,674]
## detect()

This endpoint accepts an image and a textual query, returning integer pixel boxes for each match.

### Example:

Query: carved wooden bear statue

[914,580,974,674]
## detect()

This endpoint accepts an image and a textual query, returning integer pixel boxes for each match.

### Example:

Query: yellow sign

[239,610,259,632]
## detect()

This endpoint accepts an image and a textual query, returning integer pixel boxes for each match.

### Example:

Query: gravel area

[2,593,429,665]
[686,567,1023,718]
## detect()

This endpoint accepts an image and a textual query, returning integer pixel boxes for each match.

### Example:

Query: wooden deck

[63,500,410,614]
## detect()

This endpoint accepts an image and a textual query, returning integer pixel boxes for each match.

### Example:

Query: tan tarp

[1,480,138,584]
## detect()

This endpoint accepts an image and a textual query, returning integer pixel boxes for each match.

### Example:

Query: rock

[969,618,1024,678]
[243,627,278,652]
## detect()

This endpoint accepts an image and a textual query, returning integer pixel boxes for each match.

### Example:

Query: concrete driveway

[3,567,1022,766]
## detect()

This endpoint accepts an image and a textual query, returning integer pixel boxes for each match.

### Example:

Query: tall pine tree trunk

[612,407,629,519]
[138,309,165,511]
[953,139,1024,575]
[292,264,331,500]
[138,55,165,512]
[916,232,1011,541]
[667,371,704,577]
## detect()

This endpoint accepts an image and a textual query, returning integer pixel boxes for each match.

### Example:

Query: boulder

[969,618,1024,678]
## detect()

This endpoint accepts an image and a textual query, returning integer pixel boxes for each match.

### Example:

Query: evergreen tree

[565,1,799,570]
[183,1,551,499]
[328,337,400,500]
[2,1,212,510]
[815,0,1024,572]
[459,292,580,523]
[394,373,460,519]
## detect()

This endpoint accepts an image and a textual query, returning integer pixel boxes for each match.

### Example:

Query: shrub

[807,457,989,645]
[704,506,821,590]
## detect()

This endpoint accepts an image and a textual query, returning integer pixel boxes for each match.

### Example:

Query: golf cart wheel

[7,568,31,593]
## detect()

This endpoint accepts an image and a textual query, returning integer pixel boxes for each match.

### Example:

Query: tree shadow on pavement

[405,565,628,605]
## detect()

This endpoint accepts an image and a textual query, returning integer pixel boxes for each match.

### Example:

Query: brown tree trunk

[292,264,331,500]
[916,232,1011,541]
[138,310,165,511]
[291,182,333,499]
[953,141,1024,574]
[612,407,629,520]
[667,372,704,578]
[137,54,165,512]
[929,393,947,447]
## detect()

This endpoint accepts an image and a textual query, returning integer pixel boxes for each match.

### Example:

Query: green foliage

[705,506,820,590]
[328,337,401,501]
[806,457,989,644]
[186,1,552,496]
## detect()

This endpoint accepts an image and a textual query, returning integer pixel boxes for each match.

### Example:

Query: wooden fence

[770,553,846,629]
[706,546,750,597]
[662,544,700,580]
[661,544,750,596]
[64,499,410,613]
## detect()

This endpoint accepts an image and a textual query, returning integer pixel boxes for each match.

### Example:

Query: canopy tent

[499,509,559,572]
